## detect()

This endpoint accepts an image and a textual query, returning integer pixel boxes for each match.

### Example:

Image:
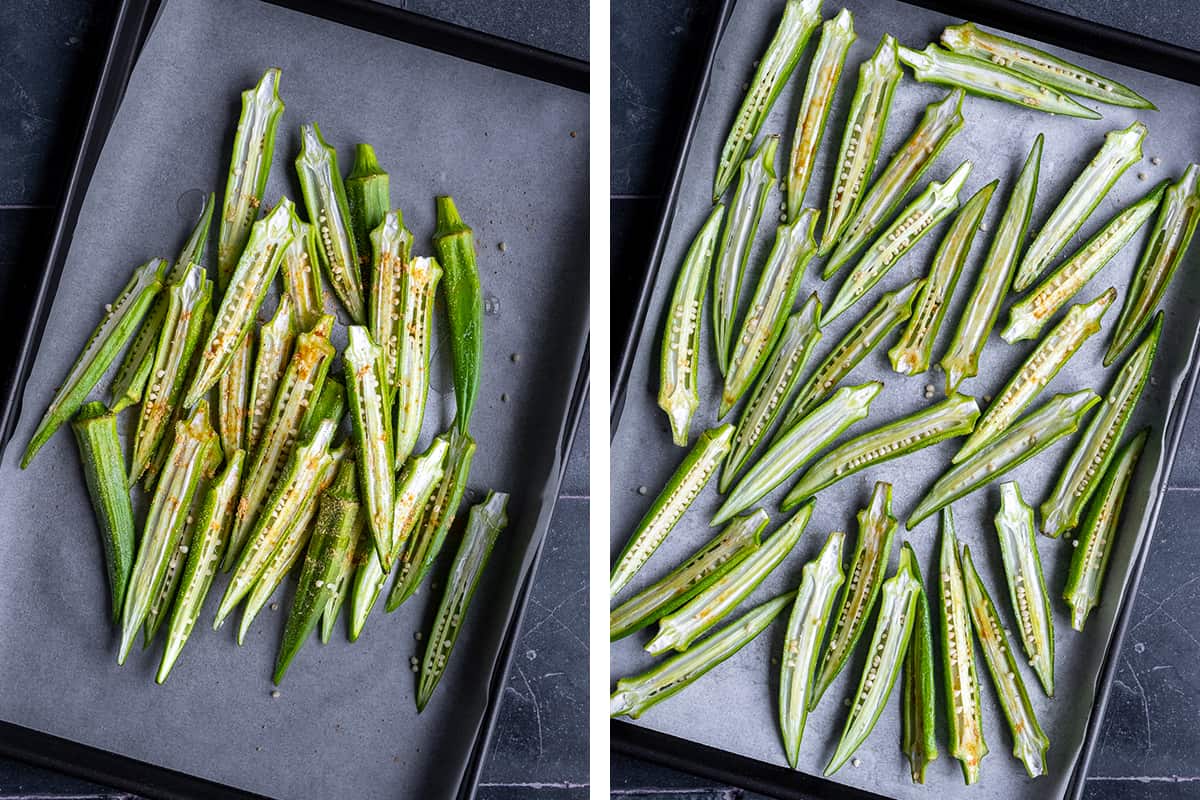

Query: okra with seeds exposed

[145,513,197,646]
[994,481,1055,695]
[393,256,442,465]
[368,210,412,398]
[299,375,346,442]
[901,549,938,783]
[218,336,253,464]
[246,295,296,455]
[280,202,326,331]
[939,509,987,785]
[344,326,395,562]
[345,143,389,273]
[433,196,484,436]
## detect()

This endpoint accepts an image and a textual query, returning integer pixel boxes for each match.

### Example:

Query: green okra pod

[368,210,412,398]
[144,513,196,647]
[280,202,326,332]
[939,509,987,784]
[299,376,346,441]
[901,549,938,783]
[433,196,485,436]
[246,295,296,455]
[344,326,395,562]
[394,256,442,465]
[218,336,252,466]
[345,143,389,274]
[994,481,1054,696]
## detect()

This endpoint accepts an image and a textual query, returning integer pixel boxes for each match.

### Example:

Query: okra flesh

[280,205,326,332]
[344,326,395,562]
[299,375,346,442]
[646,502,812,655]
[218,337,252,466]
[246,295,296,455]
[432,196,484,436]
[995,482,1055,696]
[368,210,412,397]
[901,550,938,784]
[145,509,198,646]
[610,425,733,597]
[394,256,442,465]
[1016,122,1147,292]
[345,143,390,276]
[939,510,987,784]
[890,180,994,375]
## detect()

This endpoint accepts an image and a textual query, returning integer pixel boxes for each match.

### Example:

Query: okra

[961,544,1050,778]
[324,533,368,643]
[368,209,412,397]
[22,258,166,468]
[344,326,395,562]
[825,542,921,775]
[712,0,822,202]
[246,295,296,455]
[994,481,1055,696]
[939,509,987,784]
[280,202,326,331]
[646,502,812,655]
[890,180,994,375]
[610,511,768,642]
[823,161,972,325]
[907,390,1100,529]
[786,9,855,223]
[1064,428,1148,631]
[955,288,1114,463]
[394,256,442,465]
[610,425,733,597]
[659,205,725,445]
[144,513,194,646]
[1016,122,1146,292]
[345,143,389,274]
[715,382,880,526]
[942,135,1042,392]
[218,336,252,464]
[433,196,484,436]
[825,90,966,279]
[897,44,1100,119]
[810,482,897,707]
[1107,164,1200,364]
[784,393,980,507]
[1042,314,1160,538]
[778,530,845,767]
[901,548,938,783]
[299,376,346,441]
[720,210,818,416]
[942,22,1154,109]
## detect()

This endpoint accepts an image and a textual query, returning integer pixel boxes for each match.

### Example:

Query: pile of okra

[21,68,511,709]
[611,1,1196,786]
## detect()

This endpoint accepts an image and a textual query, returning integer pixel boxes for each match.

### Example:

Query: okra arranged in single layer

[1042,314,1160,538]
[820,35,902,255]
[22,258,166,468]
[611,591,795,719]
[994,481,1055,696]
[433,196,484,436]
[1004,183,1163,343]
[417,490,509,710]
[280,202,325,331]
[659,205,725,445]
[939,509,987,784]
[961,545,1050,778]
[344,326,395,562]
[1107,164,1200,364]
[902,548,938,784]
[610,425,733,597]
[393,256,442,465]
[784,393,980,507]
[956,288,1114,462]
[712,0,821,201]
[345,143,389,272]
[908,390,1100,529]
[715,382,880,526]
[246,295,296,455]
[646,502,812,656]
[942,135,1041,392]
[825,542,921,775]
[778,530,845,768]
[786,9,855,222]
[713,135,779,376]
[824,90,965,279]
[721,295,822,492]
[810,483,897,707]
[942,22,1154,109]
[1064,428,1149,631]
[1016,122,1146,291]
[824,161,972,324]
[218,336,253,464]
[368,209,412,397]
[897,44,1100,119]
[611,510,768,642]
[296,122,366,323]
[890,180,994,375]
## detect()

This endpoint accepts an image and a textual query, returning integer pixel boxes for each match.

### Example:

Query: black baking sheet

[610,1,1200,798]
[0,0,588,798]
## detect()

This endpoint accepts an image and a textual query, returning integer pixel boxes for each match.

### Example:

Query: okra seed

[1138,172,1147,181]
[270,602,279,611]
[270,690,280,698]
[852,758,861,767]
[1152,156,1161,165]
[637,486,648,495]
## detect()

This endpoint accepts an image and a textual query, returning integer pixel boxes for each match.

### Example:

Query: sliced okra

[345,143,390,273]
[218,336,252,465]
[246,295,296,455]
[299,375,346,441]
[344,326,395,562]
[939,509,987,784]
[280,202,326,332]
[901,547,938,783]
[394,256,442,465]
[994,481,1055,696]
[368,209,412,398]
[144,513,195,646]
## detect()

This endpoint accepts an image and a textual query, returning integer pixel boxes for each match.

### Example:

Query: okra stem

[901,548,938,783]
[394,256,442,465]
[994,481,1055,696]
[246,296,296,455]
[433,196,484,436]
[939,509,987,784]
[344,326,395,562]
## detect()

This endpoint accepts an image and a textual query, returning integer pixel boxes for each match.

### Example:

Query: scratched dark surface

[612,0,1200,798]
[0,1,587,799]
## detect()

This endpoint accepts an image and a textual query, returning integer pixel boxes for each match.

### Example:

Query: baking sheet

[610,0,1200,797]
[0,0,588,798]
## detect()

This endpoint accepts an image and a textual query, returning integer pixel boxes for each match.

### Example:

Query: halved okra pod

[394,256,442,465]
[368,210,412,398]
[994,481,1055,696]
[942,135,1042,392]
[345,143,389,273]
[610,510,767,642]
[1042,314,1160,538]
[720,210,818,416]
[145,510,198,645]
[810,482,897,707]
[942,23,1154,109]
[1016,122,1146,291]
[280,201,326,331]
[1107,164,1200,364]
[712,135,779,376]
[712,0,821,201]
[246,295,296,455]
[955,288,1114,463]
[890,180,994,375]
[824,161,972,324]
[939,509,987,784]
[433,196,484,436]
[907,390,1100,529]
[784,393,980,507]
[324,534,367,643]
[825,542,921,775]
[715,382,880,526]
[611,590,794,719]
[610,425,733,597]
[646,502,812,655]
[901,548,938,783]
[820,35,902,255]
[22,258,166,468]
[300,376,346,440]
[344,326,395,562]
[1064,428,1148,630]
[960,544,1050,778]
[897,44,1100,119]
[218,336,253,466]
[786,9,855,223]
[824,90,965,279]
[778,530,845,767]
[1004,183,1163,343]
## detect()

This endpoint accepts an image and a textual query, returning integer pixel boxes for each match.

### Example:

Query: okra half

[433,196,484,436]
[246,295,296,455]
[218,337,253,467]
[280,201,326,332]
[344,327,394,564]
[902,548,938,783]
[939,509,987,784]
[995,481,1055,696]
[368,209,412,398]
[394,256,442,465]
